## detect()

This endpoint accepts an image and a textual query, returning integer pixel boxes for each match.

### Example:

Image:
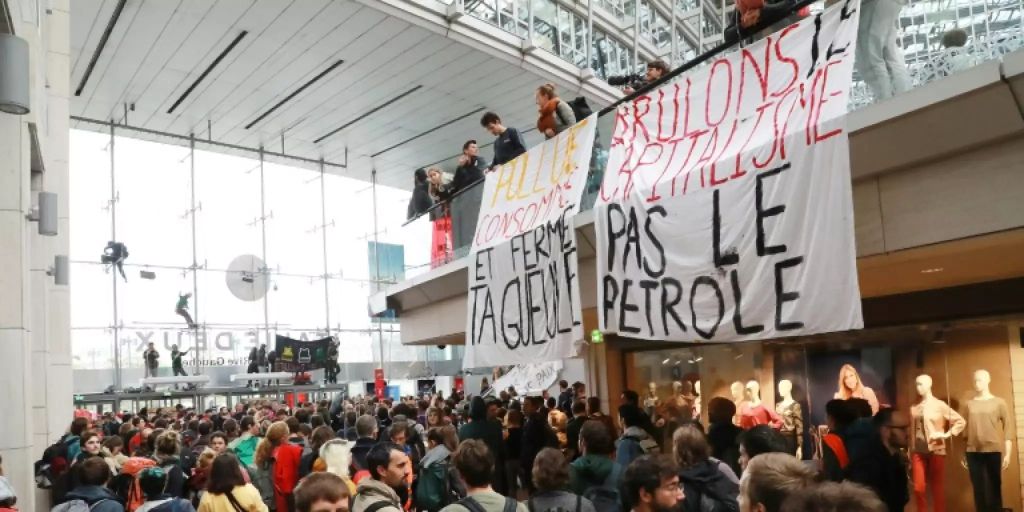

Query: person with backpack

[253,421,301,512]
[136,467,196,512]
[352,443,410,512]
[534,83,576,139]
[437,440,526,512]
[672,425,739,512]
[416,426,465,512]
[55,457,125,512]
[568,422,623,512]
[152,431,188,498]
[197,453,267,512]
[319,439,357,496]
[527,448,597,512]
[616,405,660,469]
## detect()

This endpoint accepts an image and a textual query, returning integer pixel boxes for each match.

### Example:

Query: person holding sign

[480,112,527,169]
[534,84,576,139]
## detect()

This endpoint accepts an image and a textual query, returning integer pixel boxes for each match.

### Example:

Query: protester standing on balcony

[607,59,669,95]
[481,112,527,169]
[535,83,576,140]
[856,0,912,101]
[451,140,488,196]
[407,168,434,221]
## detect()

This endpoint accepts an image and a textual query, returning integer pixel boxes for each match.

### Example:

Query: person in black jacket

[673,425,739,512]
[351,414,379,471]
[846,408,910,512]
[407,168,434,220]
[450,140,488,196]
[707,397,743,477]
[480,112,527,168]
[520,396,558,494]
[607,59,669,94]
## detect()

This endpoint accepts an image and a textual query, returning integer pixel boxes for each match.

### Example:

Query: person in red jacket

[255,421,303,512]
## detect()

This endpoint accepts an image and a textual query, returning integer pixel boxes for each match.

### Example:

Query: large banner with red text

[596,1,863,343]
[465,116,596,368]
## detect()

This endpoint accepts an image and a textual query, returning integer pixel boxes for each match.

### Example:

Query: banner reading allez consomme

[596,1,864,343]
[464,116,597,368]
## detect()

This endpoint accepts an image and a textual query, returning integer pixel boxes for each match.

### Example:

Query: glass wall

[623,322,1023,510]
[69,127,441,393]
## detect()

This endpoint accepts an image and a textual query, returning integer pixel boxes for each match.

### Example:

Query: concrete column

[0,110,38,512]
[0,3,72,509]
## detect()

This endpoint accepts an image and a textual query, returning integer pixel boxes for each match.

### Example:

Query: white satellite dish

[226,255,269,301]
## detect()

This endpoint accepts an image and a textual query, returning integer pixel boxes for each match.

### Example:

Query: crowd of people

[24,382,913,512]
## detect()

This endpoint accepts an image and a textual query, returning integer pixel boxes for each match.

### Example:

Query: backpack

[528,494,582,512]
[621,435,660,456]
[51,498,109,512]
[567,97,592,122]
[36,436,77,489]
[581,465,623,512]
[247,460,277,511]
[415,459,457,512]
[456,495,517,512]
[110,457,157,512]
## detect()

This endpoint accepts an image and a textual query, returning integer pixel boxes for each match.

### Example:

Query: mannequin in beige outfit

[730,381,747,426]
[910,374,965,512]
[961,369,1012,512]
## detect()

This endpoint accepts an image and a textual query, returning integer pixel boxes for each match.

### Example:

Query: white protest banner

[465,204,584,368]
[465,117,597,368]
[596,1,863,342]
[472,116,597,252]
[486,360,564,396]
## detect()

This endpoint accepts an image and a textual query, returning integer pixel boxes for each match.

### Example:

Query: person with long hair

[255,421,302,512]
[299,426,335,478]
[153,430,188,498]
[534,83,576,139]
[197,453,267,512]
[672,425,739,512]
[834,364,880,415]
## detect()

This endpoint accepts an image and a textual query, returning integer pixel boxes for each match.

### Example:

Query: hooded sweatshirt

[353,478,404,512]
[63,485,125,512]
[458,398,505,465]
[569,455,621,496]
[228,432,259,467]
[678,459,740,512]
[616,426,659,468]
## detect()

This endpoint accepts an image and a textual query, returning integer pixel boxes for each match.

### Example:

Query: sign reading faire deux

[464,116,597,368]
[595,1,864,342]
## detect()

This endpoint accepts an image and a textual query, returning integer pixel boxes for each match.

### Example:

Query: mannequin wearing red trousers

[909,374,965,512]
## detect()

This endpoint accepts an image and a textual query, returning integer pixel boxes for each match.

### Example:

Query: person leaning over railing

[480,112,527,171]
[606,59,669,95]
[407,168,435,221]
[535,83,576,140]
[450,140,489,198]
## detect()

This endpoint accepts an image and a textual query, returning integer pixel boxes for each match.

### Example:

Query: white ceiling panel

[70,0,620,191]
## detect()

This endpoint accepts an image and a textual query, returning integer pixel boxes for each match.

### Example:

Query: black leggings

[966,451,1003,512]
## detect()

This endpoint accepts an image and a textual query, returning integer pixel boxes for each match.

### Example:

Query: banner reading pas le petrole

[596,1,864,343]
[464,117,597,368]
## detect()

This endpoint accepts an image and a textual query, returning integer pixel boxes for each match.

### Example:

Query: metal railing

[398,0,1024,280]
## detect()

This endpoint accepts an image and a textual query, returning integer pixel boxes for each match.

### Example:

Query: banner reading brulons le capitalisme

[596,1,864,342]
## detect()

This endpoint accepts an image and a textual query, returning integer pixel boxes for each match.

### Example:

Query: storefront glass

[622,321,1022,510]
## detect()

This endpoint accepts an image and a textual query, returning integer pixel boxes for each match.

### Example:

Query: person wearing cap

[137,466,196,512]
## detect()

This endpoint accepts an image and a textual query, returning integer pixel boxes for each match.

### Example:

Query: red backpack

[111,457,157,512]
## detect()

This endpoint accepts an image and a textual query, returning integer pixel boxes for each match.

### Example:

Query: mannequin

[962,369,1011,512]
[670,381,696,422]
[730,381,747,426]
[910,374,965,512]
[643,382,660,419]
[775,379,803,458]
[739,380,782,429]
[693,380,702,419]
